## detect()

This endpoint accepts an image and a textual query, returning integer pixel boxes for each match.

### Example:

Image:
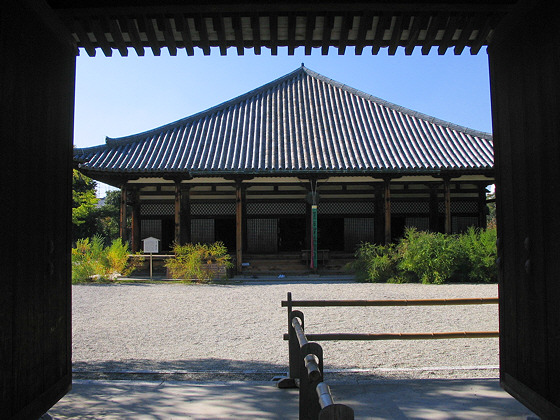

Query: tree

[72,169,99,242]
[96,189,121,243]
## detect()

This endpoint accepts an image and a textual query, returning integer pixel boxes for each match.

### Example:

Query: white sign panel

[142,237,160,253]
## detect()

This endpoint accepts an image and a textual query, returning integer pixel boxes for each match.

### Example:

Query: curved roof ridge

[104,66,308,147]
[301,66,492,141]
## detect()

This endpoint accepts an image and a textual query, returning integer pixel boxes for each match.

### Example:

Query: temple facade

[74,66,494,272]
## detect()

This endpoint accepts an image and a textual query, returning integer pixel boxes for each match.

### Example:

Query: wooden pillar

[444,178,451,234]
[384,178,391,244]
[130,189,141,253]
[242,186,248,252]
[374,184,385,244]
[3,2,75,416]
[174,181,181,245]
[478,184,488,229]
[180,185,191,244]
[119,183,128,243]
[235,180,243,273]
[488,2,560,416]
[429,184,439,232]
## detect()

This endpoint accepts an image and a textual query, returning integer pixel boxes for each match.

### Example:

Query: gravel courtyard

[72,281,499,381]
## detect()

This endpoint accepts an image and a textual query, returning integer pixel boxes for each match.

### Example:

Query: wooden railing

[279,292,499,420]
[280,310,354,420]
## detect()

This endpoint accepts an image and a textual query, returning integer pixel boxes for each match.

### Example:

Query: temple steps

[240,252,354,276]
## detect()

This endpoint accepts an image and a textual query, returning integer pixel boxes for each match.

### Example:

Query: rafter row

[63,12,503,57]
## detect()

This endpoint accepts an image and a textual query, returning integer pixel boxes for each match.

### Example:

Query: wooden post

[242,185,248,252]
[130,189,141,253]
[311,204,318,270]
[444,177,451,234]
[299,342,324,420]
[174,181,181,245]
[236,180,243,273]
[119,183,128,243]
[305,197,312,249]
[429,184,439,232]
[384,178,391,244]
[478,184,488,229]
[374,184,384,244]
[180,185,191,244]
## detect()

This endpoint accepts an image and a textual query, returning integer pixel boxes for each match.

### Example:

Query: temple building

[74,66,494,272]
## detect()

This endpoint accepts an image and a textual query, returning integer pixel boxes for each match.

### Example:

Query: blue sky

[73,47,492,195]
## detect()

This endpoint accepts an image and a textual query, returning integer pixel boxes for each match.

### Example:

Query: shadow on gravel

[72,358,499,383]
[73,358,294,381]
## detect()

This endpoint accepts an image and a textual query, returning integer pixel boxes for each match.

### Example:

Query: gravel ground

[72,281,499,381]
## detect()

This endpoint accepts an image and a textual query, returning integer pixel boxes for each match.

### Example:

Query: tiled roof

[74,66,493,177]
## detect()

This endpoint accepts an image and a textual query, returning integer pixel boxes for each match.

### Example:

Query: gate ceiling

[46,0,517,57]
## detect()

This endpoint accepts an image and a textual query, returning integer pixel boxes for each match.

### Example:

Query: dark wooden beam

[180,185,191,244]
[161,15,178,56]
[235,180,244,273]
[304,13,316,55]
[453,14,476,55]
[371,13,390,54]
[287,13,297,55]
[429,184,440,232]
[174,181,181,245]
[388,14,404,55]
[384,178,391,243]
[269,14,278,55]
[120,184,128,243]
[140,15,161,56]
[354,13,373,55]
[444,177,451,233]
[175,14,195,56]
[437,15,459,55]
[250,14,262,55]
[421,13,442,55]
[120,16,145,56]
[321,14,334,55]
[73,18,96,56]
[194,14,211,55]
[130,189,141,252]
[212,15,228,55]
[90,17,113,56]
[232,14,244,55]
[337,13,352,55]
[405,14,428,55]
[107,16,128,56]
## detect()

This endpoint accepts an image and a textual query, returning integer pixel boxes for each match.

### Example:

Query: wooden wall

[489,1,560,417]
[1,1,75,418]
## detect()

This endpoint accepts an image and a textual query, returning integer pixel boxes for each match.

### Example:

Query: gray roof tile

[74,66,493,176]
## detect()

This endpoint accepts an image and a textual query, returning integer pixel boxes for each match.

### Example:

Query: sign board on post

[142,237,160,254]
[142,237,160,279]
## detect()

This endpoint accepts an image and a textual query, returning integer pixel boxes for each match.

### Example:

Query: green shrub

[72,236,142,283]
[165,242,233,282]
[348,227,497,284]
[347,242,399,283]
[397,228,462,284]
[457,227,498,283]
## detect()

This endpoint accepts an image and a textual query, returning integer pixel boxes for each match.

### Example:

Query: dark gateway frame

[3,1,559,419]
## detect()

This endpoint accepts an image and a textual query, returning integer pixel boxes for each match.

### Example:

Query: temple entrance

[318,218,344,251]
[278,217,306,252]
[215,218,236,251]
